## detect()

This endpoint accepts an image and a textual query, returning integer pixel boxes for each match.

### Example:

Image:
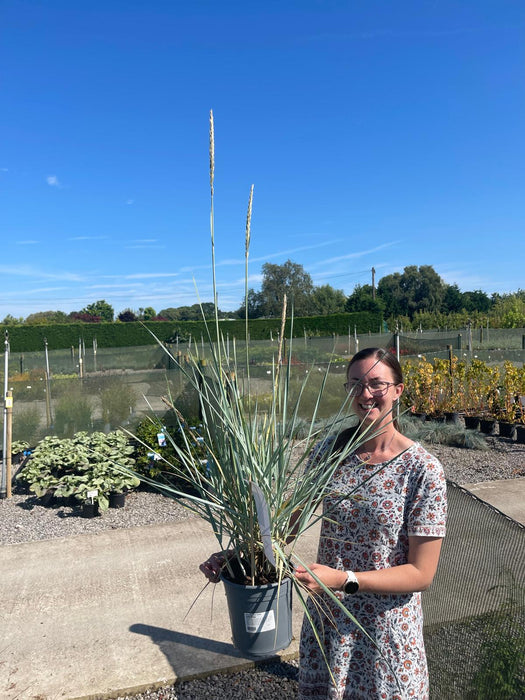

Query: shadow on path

[130,623,260,680]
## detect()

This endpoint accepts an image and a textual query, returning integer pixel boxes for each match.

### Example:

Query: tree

[311,285,347,316]
[376,274,404,318]
[2,314,25,325]
[258,260,315,317]
[378,266,446,319]
[141,306,156,321]
[157,307,179,321]
[346,284,385,315]
[80,300,114,322]
[118,309,138,322]
[24,310,69,325]
[462,290,491,313]
[442,284,463,314]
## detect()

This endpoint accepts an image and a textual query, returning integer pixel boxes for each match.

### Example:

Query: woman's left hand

[294,563,347,593]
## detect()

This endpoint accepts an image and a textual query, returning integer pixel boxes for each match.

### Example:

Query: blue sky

[2,1,524,319]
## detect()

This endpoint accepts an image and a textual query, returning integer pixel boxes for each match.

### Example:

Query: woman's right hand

[199,551,229,583]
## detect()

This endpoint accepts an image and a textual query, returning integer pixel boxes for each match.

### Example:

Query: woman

[201,347,447,699]
[295,347,447,699]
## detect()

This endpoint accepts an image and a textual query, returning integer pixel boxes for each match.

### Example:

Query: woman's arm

[294,536,443,595]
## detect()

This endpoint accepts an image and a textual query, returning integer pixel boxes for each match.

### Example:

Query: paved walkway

[1,478,524,700]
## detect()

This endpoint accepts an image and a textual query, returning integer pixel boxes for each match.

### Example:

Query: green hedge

[1,312,382,352]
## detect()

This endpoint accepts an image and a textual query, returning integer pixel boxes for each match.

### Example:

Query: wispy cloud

[0,264,83,282]
[125,272,179,280]
[126,199,134,205]
[68,236,107,242]
[312,241,399,268]
[125,244,166,250]
[46,175,62,188]
[16,240,38,245]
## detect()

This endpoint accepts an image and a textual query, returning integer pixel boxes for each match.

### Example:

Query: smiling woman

[294,347,447,700]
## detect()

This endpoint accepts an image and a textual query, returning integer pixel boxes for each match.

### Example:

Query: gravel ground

[1,435,524,699]
[2,436,523,548]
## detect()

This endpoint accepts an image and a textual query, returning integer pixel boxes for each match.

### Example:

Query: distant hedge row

[1,312,382,352]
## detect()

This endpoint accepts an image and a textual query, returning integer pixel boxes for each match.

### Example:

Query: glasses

[343,380,397,397]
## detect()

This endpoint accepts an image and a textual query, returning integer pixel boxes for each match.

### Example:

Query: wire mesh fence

[1,330,525,445]
[423,481,525,699]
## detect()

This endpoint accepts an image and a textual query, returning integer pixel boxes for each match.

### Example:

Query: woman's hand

[294,563,347,594]
[199,551,230,583]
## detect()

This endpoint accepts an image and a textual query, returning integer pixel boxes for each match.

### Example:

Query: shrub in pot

[16,430,139,512]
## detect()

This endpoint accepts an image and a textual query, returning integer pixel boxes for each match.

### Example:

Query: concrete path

[461,476,525,525]
[0,517,320,700]
[1,478,523,700]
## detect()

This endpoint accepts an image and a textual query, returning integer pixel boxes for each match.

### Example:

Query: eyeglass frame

[343,380,398,397]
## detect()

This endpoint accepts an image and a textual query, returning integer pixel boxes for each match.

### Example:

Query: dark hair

[346,347,403,430]
[347,347,403,385]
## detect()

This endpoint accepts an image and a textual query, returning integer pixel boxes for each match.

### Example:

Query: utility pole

[371,267,376,300]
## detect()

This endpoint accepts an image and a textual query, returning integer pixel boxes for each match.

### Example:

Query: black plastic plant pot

[515,425,525,444]
[221,575,292,658]
[82,501,99,518]
[445,412,462,425]
[464,416,480,431]
[498,421,517,440]
[480,418,498,435]
[109,492,126,509]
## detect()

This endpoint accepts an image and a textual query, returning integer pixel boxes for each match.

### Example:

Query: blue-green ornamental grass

[112,111,404,688]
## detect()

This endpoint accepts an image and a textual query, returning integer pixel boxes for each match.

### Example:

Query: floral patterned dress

[298,441,447,700]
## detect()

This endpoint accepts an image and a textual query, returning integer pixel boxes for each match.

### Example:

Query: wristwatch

[342,570,360,595]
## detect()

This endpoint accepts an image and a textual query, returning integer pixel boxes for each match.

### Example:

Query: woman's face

[346,356,404,427]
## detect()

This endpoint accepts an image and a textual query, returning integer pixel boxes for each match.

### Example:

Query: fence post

[457,334,462,351]
[522,335,525,350]
[1,331,9,498]
[5,390,12,498]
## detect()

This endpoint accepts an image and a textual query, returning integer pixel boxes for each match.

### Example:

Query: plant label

[87,489,98,499]
[244,610,276,634]
[157,432,166,447]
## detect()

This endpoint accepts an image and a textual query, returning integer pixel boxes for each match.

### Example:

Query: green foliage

[133,415,207,483]
[53,389,93,437]
[16,430,139,510]
[399,415,489,450]
[311,285,347,316]
[80,299,114,322]
[13,405,42,445]
[0,312,380,352]
[100,379,137,428]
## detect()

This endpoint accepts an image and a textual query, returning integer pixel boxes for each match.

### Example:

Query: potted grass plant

[113,112,399,664]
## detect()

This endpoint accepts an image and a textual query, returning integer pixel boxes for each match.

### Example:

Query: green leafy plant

[133,414,207,483]
[16,430,139,511]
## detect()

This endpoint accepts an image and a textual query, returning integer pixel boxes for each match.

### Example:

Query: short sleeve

[406,447,447,538]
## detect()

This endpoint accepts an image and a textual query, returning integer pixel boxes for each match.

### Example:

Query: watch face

[344,579,359,595]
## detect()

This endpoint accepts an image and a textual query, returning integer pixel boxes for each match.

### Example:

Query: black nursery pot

[498,421,517,440]
[480,418,498,435]
[515,425,525,444]
[82,501,99,518]
[109,492,126,509]
[464,416,480,431]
